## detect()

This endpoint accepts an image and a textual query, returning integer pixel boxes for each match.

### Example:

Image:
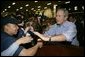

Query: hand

[37,42,43,48]
[16,36,33,45]
[30,26,34,32]
[33,31,38,34]
[24,27,30,34]
[33,32,50,41]
[37,39,42,42]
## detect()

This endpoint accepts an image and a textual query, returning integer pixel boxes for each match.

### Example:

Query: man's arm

[19,42,43,56]
[1,42,19,56]
[50,34,66,41]
[1,36,33,56]
[33,23,77,42]
[33,32,66,41]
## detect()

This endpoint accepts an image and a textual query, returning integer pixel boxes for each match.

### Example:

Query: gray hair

[56,8,69,17]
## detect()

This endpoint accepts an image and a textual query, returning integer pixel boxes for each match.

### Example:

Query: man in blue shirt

[1,17,43,56]
[33,8,79,46]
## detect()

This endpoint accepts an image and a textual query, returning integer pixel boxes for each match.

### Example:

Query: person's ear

[4,24,10,29]
[64,16,68,20]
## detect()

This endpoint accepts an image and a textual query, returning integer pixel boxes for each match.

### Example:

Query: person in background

[17,19,34,38]
[68,14,84,46]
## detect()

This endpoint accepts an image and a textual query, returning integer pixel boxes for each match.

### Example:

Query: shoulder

[1,32,16,45]
[1,31,15,40]
[63,21,76,28]
[50,24,57,28]
[1,31,16,51]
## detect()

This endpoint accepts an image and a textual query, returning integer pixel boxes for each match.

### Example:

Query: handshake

[16,31,43,49]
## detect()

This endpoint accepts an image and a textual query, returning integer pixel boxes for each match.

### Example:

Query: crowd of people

[1,7,84,56]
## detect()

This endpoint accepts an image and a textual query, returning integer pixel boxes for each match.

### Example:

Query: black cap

[1,17,19,27]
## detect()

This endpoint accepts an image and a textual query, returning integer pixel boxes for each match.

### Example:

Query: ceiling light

[35,1,38,3]
[38,6,41,8]
[26,4,29,7]
[16,9,19,11]
[34,10,36,11]
[8,6,11,8]
[5,9,7,11]
[31,8,34,10]
[58,1,61,2]
[47,3,51,5]
[44,7,47,9]
[38,9,40,10]
[69,8,71,10]
[20,7,23,9]
[12,2,16,5]
[3,11,5,12]
[26,9,28,11]
[82,6,84,10]
[74,6,77,10]
[65,1,70,4]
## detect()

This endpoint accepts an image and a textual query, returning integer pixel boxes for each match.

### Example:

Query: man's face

[56,10,66,24]
[5,23,19,35]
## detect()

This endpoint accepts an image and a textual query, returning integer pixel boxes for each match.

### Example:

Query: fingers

[37,39,42,42]
[32,31,37,34]
[33,32,39,36]
[20,36,33,44]
[26,36,33,43]
[26,33,30,37]
[37,42,43,48]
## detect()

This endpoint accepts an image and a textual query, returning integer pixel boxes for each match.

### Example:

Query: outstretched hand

[33,31,50,41]
[16,36,33,45]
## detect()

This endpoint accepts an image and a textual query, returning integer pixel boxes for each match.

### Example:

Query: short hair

[1,17,18,27]
[1,17,18,31]
[56,8,69,17]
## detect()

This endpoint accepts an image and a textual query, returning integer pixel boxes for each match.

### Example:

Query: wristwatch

[49,37,51,41]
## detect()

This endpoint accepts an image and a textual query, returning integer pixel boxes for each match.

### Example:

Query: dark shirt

[1,31,23,56]
[17,27,25,38]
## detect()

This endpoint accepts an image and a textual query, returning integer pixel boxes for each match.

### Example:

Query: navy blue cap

[1,17,19,26]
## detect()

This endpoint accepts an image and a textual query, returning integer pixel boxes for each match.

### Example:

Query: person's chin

[57,22,61,24]
[14,33,17,35]
[14,31,18,34]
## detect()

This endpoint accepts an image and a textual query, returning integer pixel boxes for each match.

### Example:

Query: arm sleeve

[13,46,24,56]
[1,42,19,56]
[62,24,77,42]
[44,25,56,36]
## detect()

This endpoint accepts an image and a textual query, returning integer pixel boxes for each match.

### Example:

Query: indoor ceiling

[1,1,84,13]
